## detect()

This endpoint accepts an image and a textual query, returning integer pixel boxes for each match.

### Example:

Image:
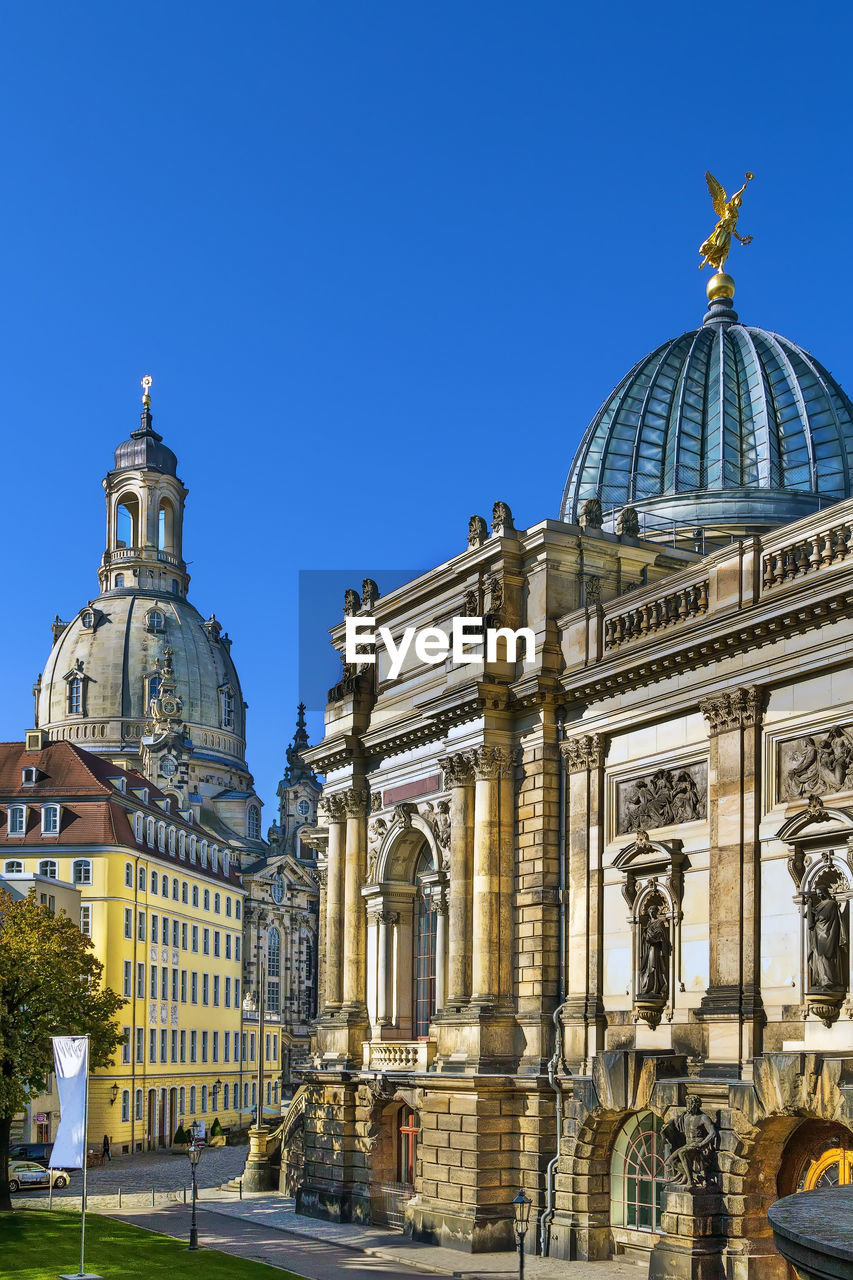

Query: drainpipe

[540,706,569,1258]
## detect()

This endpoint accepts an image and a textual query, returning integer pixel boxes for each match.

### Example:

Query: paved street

[112,1203,647,1280]
[24,1144,247,1198]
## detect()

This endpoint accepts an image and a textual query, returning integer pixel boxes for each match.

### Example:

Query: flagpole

[79,1034,90,1279]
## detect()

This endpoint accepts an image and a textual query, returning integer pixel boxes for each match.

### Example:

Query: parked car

[7,1161,68,1192]
[9,1142,54,1164]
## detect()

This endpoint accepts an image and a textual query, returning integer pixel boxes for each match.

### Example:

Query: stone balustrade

[603,580,710,650]
[762,516,853,589]
[362,1039,436,1071]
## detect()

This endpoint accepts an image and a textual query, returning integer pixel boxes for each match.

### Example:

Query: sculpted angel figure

[699,171,754,272]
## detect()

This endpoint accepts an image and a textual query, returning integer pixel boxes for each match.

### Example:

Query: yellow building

[0,732,282,1152]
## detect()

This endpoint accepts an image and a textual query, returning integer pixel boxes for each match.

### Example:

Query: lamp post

[512,1189,531,1280]
[187,1119,202,1251]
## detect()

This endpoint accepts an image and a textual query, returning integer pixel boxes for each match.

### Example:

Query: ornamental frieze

[780,725,853,800]
[699,685,764,734]
[560,733,607,774]
[616,763,707,835]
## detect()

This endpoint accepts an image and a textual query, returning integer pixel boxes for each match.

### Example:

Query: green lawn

[0,1211,305,1280]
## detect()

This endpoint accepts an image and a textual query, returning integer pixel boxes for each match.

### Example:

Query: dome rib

[560,308,853,540]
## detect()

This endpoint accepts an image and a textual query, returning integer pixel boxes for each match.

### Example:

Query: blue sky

[2,3,852,816]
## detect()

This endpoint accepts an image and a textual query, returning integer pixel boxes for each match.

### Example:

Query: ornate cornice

[441,751,474,788]
[470,744,514,780]
[560,732,607,773]
[699,685,764,735]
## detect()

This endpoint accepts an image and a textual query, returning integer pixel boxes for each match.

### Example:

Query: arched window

[189,1085,196,1114]
[189,835,197,862]
[7,806,26,835]
[138,865,146,890]
[134,814,144,843]
[236,900,242,921]
[200,841,208,867]
[134,1088,143,1120]
[223,852,230,877]
[413,850,437,1037]
[203,889,210,911]
[220,687,235,729]
[68,676,83,715]
[214,892,220,914]
[151,870,158,895]
[610,1111,667,1233]
[225,896,232,917]
[266,1081,272,1106]
[125,861,133,887]
[178,832,186,859]
[267,928,281,1014]
[211,846,218,872]
[179,1086,186,1115]
[182,881,188,904]
[223,1083,229,1111]
[145,609,165,634]
[38,859,58,879]
[41,804,60,835]
[115,573,125,589]
[72,859,92,885]
[121,1090,130,1122]
[201,1085,207,1113]
[146,817,155,846]
[147,675,161,709]
[192,886,199,907]
[243,1082,249,1109]
[172,877,179,900]
[168,827,176,855]
[247,806,261,840]
[116,497,138,549]
[4,860,23,873]
[157,822,166,851]
[158,500,174,551]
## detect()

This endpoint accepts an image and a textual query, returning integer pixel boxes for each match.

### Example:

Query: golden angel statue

[699,171,754,272]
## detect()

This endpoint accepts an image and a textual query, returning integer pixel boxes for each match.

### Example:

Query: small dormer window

[22,767,38,786]
[146,816,155,845]
[178,831,186,859]
[189,835,197,862]
[133,813,143,843]
[110,775,127,794]
[81,610,95,629]
[200,840,208,867]
[41,804,60,835]
[146,609,165,634]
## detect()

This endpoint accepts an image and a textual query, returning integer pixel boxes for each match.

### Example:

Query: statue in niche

[638,901,671,1000]
[664,1096,719,1189]
[807,885,847,992]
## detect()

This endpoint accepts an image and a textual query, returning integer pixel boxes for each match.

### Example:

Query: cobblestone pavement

[22,1143,247,1198]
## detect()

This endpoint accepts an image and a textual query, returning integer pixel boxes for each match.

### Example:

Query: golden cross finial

[141,375,153,408]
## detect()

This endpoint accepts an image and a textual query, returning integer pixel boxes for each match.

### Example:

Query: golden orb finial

[706,272,735,302]
[141,375,152,408]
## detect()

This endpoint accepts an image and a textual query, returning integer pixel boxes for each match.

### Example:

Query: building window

[189,836,197,862]
[168,828,176,856]
[68,676,83,715]
[22,767,37,786]
[4,860,23,873]
[8,806,26,835]
[80,905,92,936]
[201,1084,208,1112]
[135,1028,144,1063]
[137,911,146,941]
[220,687,235,729]
[247,806,261,840]
[41,805,60,835]
[123,961,132,998]
[121,1027,131,1065]
[134,814,143,843]
[115,573,125,588]
[145,609,165,633]
[236,900,241,921]
[190,1085,196,1115]
[397,1106,419,1184]
[146,817,155,846]
[125,861,133,887]
[200,842,208,867]
[211,847,218,872]
[38,859,58,879]
[414,850,437,1037]
[182,880,188,903]
[202,974,209,1004]
[267,928,281,1015]
[158,823,166,851]
[179,1086,186,1113]
[190,1031,197,1063]
[203,890,210,911]
[137,962,145,998]
[223,1083,229,1110]
[213,930,220,957]
[81,610,94,629]
[610,1111,667,1233]
[223,852,230,877]
[135,1089,143,1121]
[121,1090,130,1122]
[178,832,186,860]
[225,896,232,917]
[151,871,158,895]
[192,886,199,908]
[214,892,220,914]
[72,858,91,885]
[124,907,133,939]
[138,865,146,890]
[202,1031,208,1063]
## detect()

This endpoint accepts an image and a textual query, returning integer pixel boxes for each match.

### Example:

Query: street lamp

[187,1119,203,1251]
[512,1189,531,1280]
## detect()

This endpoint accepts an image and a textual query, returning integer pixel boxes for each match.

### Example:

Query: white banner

[49,1036,89,1169]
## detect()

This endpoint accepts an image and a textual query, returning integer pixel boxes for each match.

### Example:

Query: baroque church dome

[560,283,853,540]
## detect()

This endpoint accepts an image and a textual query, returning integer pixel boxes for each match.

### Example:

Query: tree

[0,889,124,1211]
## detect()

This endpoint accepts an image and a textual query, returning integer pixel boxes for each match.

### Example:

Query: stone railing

[603,580,710,650]
[102,547,181,567]
[762,516,853,589]
[363,1040,436,1071]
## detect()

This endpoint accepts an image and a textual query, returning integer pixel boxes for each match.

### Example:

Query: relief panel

[779,724,853,801]
[615,761,707,835]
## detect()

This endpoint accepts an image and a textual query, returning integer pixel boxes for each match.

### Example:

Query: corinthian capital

[342,787,370,818]
[322,793,347,824]
[700,685,764,735]
[441,752,474,788]
[471,744,514,780]
[560,733,607,774]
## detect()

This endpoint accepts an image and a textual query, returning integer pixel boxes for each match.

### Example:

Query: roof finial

[141,375,153,409]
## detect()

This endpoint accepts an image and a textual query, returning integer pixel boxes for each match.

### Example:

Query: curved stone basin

[769,1187,853,1279]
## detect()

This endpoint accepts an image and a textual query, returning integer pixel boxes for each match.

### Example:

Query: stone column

[433,887,448,1012]
[315,861,328,1012]
[698,686,764,1066]
[443,753,474,1010]
[498,757,516,1003]
[561,733,607,1072]
[470,746,508,1005]
[341,787,369,1012]
[375,909,396,1026]
[323,796,346,1013]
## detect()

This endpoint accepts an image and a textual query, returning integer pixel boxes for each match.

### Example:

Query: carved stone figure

[782,725,853,798]
[616,505,640,537]
[638,904,671,1000]
[467,516,488,549]
[617,765,706,834]
[578,497,603,530]
[361,578,380,610]
[366,817,389,883]
[807,886,847,992]
[343,589,361,617]
[664,1096,719,1188]
[492,501,514,536]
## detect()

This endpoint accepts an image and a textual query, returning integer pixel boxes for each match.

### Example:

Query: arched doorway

[610,1112,667,1243]
[778,1120,853,1197]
